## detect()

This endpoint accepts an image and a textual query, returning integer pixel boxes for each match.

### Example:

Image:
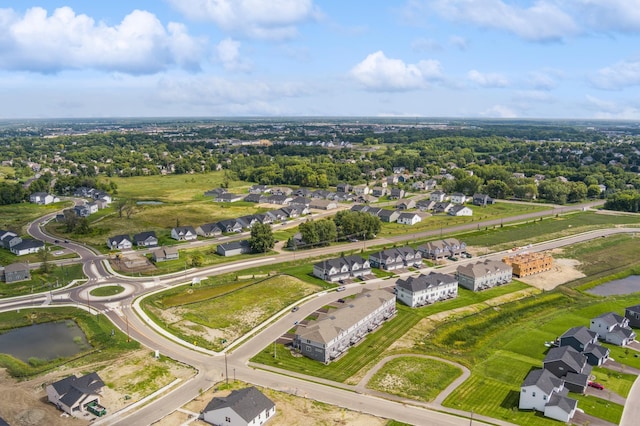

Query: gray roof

[51,373,104,408]
[583,343,609,359]
[560,326,597,346]
[204,387,274,421]
[610,324,636,339]
[4,262,29,273]
[218,240,251,252]
[544,346,591,374]
[521,369,563,395]
[563,371,589,388]
[627,305,640,314]
[594,312,625,327]
[457,259,511,279]
[12,239,44,250]
[546,393,577,414]
[314,255,367,272]
[108,234,131,245]
[295,290,394,345]
[396,272,457,293]
[133,231,156,243]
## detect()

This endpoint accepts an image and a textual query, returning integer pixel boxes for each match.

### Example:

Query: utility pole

[225,352,229,385]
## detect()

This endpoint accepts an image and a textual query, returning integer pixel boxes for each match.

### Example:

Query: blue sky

[1,1,640,119]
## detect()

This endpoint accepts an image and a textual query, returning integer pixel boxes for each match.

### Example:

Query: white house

[430,190,447,202]
[46,372,105,417]
[589,312,636,346]
[202,387,276,426]
[448,205,473,216]
[450,193,467,204]
[171,226,198,241]
[519,369,577,423]
[397,212,422,225]
[30,192,56,205]
[107,235,132,250]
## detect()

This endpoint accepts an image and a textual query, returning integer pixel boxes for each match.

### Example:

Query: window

[532,392,536,397]
[225,417,231,422]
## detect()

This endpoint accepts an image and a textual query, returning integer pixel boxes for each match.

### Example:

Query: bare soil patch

[0,349,194,426]
[154,384,387,426]
[517,255,585,290]
[110,253,157,274]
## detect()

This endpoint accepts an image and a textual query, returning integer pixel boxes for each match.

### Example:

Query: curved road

[3,199,639,426]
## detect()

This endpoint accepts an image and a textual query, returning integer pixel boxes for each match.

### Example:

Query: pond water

[136,200,164,205]
[0,320,92,363]
[587,276,640,296]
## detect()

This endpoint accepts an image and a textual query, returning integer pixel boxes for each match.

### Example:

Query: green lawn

[0,201,71,235]
[143,275,319,351]
[367,356,462,402]
[571,394,624,424]
[89,285,125,297]
[590,367,635,398]
[0,263,85,299]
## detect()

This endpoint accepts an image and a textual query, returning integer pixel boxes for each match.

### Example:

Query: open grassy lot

[0,165,15,181]
[461,211,640,253]
[0,201,71,235]
[367,356,462,402]
[143,275,319,351]
[0,263,84,298]
[563,233,640,282]
[0,307,139,378]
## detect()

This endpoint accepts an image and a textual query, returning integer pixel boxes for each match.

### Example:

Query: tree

[333,211,380,240]
[191,254,204,267]
[587,184,602,199]
[249,223,274,253]
[484,180,512,199]
[39,246,52,273]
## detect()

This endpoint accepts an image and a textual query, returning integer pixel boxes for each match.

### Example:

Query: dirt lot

[0,349,194,426]
[153,383,388,426]
[517,254,585,290]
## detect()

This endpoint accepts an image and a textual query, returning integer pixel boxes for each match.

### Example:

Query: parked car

[413,262,422,268]
[448,256,458,261]
[336,286,346,292]
[588,381,604,390]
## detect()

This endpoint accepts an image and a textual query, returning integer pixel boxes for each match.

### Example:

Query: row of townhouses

[350,205,422,225]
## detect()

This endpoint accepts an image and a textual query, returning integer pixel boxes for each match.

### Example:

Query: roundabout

[89,285,126,297]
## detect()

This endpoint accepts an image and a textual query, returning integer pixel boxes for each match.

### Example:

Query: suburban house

[30,192,57,205]
[11,239,45,256]
[448,205,473,216]
[217,219,244,233]
[309,199,337,210]
[249,184,269,194]
[502,252,553,277]
[152,246,179,262]
[519,369,577,423]
[353,184,370,195]
[625,304,640,328]
[430,190,447,202]
[372,186,387,197]
[456,260,512,291]
[215,193,244,203]
[171,226,197,241]
[312,255,371,282]
[543,346,592,392]
[397,212,422,225]
[204,188,227,197]
[73,204,91,218]
[293,290,396,363]
[416,199,436,211]
[378,209,400,223]
[196,222,224,237]
[217,240,252,257]
[395,272,458,307]
[244,193,262,203]
[589,312,636,346]
[46,372,105,417]
[583,343,610,366]
[396,199,416,210]
[336,183,351,193]
[473,193,495,206]
[0,230,22,250]
[203,386,276,426]
[107,235,132,250]
[450,193,467,204]
[133,231,158,247]
[559,326,598,353]
[1,262,31,283]
[433,201,454,213]
[368,246,421,271]
[418,238,466,260]
[389,188,405,199]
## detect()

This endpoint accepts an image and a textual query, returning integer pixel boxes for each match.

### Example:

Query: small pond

[136,200,164,205]
[0,320,92,363]
[587,276,640,296]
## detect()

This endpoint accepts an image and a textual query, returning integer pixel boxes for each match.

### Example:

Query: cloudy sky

[2,0,640,119]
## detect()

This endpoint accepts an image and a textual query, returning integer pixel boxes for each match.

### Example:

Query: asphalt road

[4,198,640,426]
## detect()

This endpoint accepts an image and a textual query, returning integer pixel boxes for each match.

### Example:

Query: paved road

[4,199,640,426]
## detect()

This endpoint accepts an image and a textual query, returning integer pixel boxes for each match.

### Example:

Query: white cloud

[585,95,640,119]
[350,51,443,91]
[467,70,509,87]
[449,35,468,50]
[0,7,205,74]
[215,38,252,72]
[592,59,640,90]
[567,0,640,33]
[427,0,579,41]
[167,0,322,40]
[482,104,518,118]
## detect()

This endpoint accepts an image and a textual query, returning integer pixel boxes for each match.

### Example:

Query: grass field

[143,275,319,350]
[90,285,125,297]
[0,263,84,299]
[367,356,462,402]
[0,201,71,236]
[0,307,139,378]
